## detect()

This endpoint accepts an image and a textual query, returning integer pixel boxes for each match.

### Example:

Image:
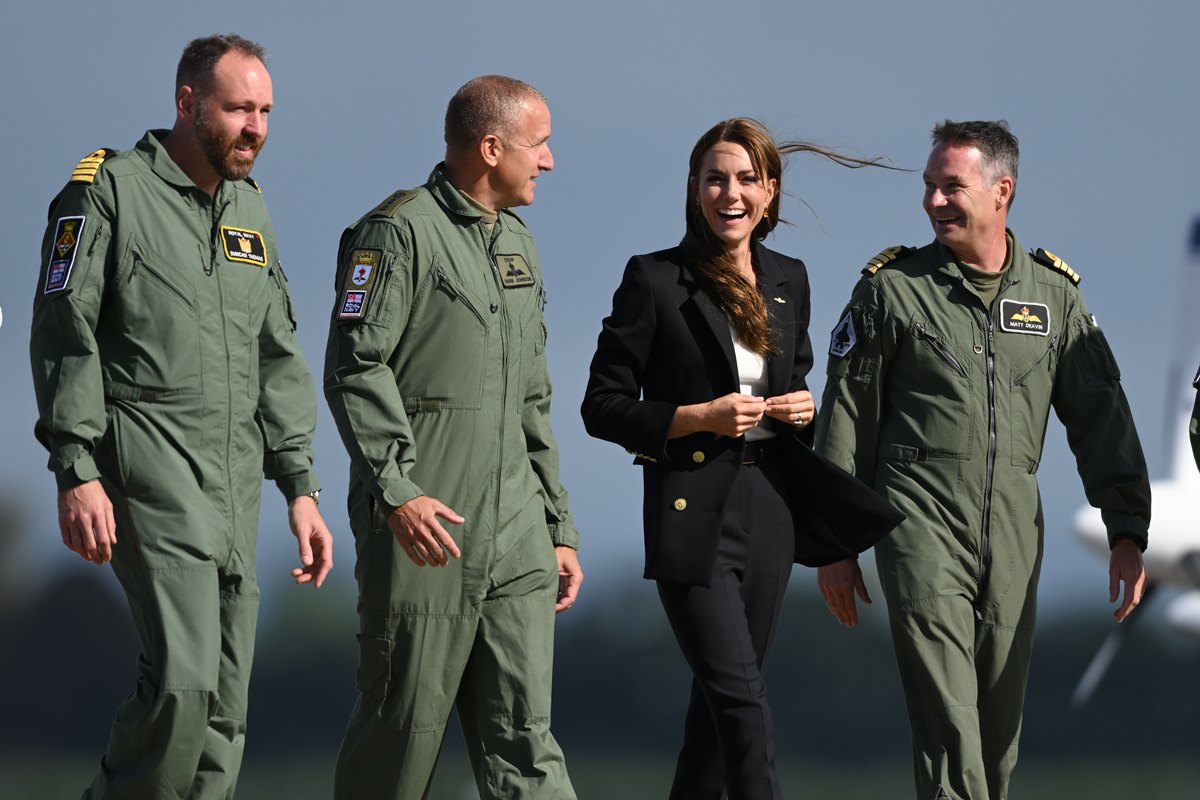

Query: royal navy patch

[338,249,384,320]
[69,149,114,185]
[999,299,1050,336]
[221,226,267,267]
[339,290,368,318]
[44,216,86,293]
[829,310,857,357]
[1031,248,1081,285]
[497,254,535,288]
[862,245,914,276]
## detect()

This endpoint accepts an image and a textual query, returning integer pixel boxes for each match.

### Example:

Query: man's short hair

[176,34,267,95]
[931,119,1020,207]
[444,75,546,153]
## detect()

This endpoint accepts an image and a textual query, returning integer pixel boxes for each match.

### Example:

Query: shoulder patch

[862,245,915,276]
[44,216,86,293]
[337,249,383,320]
[1030,248,1081,285]
[68,148,117,185]
[368,189,419,219]
[829,310,858,357]
[244,177,262,194]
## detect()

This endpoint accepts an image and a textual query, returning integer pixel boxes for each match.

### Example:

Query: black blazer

[581,244,902,586]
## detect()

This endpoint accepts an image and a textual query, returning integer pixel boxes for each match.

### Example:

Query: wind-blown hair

[683,118,890,354]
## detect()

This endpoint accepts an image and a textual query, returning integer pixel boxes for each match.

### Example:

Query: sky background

[2,0,1198,626]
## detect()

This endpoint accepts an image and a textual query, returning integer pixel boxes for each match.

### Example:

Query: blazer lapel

[682,266,739,391]
[757,246,795,396]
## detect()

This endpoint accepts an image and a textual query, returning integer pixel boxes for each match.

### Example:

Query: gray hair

[931,119,1019,208]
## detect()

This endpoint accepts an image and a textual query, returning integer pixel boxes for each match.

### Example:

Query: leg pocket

[355,634,393,714]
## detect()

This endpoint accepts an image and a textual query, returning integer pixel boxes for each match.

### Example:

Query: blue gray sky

[3,0,1197,619]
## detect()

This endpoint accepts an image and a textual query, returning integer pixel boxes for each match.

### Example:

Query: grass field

[6,751,1198,798]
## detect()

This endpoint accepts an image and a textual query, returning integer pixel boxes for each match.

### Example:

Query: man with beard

[30,34,333,799]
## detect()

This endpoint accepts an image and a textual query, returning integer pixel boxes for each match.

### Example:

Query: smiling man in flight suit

[324,75,581,799]
[30,34,333,799]
[814,120,1150,800]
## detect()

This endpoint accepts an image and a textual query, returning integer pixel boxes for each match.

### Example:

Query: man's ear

[176,84,197,124]
[995,175,1014,210]
[479,133,502,168]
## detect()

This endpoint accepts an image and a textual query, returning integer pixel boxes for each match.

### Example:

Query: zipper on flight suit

[208,192,238,540]
[914,322,968,378]
[978,306,998,599]
[434,268,487,326]
[484,220,509,537]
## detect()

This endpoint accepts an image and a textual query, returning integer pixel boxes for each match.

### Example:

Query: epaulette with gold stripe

[1030,248,1081,285]
[244,177,262,194]
[68,148,117,185]
[862,245,915,275]
[368,189,418,218]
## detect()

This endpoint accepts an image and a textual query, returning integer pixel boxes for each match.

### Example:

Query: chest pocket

[1009,332,1058,470]
[106,236,201,394]
[882,313,973,460]
[401,256,489,411]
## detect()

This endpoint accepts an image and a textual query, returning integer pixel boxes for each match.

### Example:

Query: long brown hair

[682,118,891,354]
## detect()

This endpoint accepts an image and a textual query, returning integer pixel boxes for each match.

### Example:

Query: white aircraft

[1071,217,1200,706]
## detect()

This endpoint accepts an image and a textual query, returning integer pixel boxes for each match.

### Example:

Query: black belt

[742,439,778,465]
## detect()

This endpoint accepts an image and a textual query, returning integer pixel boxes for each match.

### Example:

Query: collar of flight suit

[133,129,241,206]
[425,163,503,227]
[134,130,204,191]
[934,229,1032,292]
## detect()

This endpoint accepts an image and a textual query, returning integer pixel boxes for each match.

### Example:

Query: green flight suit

[324,165,579,800]
[815,234,1150,800]
[30,131,320,800]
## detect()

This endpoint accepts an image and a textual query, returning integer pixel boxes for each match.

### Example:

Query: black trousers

[657,452,795,800]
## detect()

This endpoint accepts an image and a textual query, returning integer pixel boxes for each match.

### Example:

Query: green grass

[5,753,1198,799]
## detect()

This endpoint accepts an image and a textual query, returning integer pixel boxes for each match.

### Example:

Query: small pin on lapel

[773,296,787,304]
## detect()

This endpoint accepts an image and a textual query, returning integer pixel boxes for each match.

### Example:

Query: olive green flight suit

[324,166,579,800]
[815,234,1150,800]
[30,131,320,800]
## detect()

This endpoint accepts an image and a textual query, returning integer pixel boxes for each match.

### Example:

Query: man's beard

[194,98,264,181]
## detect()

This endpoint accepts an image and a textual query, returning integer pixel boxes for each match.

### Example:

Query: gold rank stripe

[68,149,110,185]
[862,245,911,275]
[1034,248,1082,285]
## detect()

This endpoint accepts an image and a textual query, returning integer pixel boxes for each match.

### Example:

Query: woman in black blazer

[582,119,897,800]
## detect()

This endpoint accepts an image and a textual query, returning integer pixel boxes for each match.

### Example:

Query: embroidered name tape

[497,254,534,288]
[999,299,1050,336]
[221,226,267,267]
